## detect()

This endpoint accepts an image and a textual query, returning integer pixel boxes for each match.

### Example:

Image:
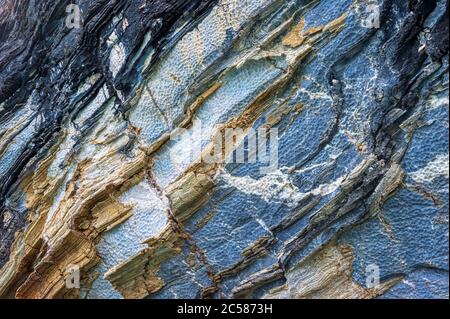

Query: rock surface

[0,0,448,299]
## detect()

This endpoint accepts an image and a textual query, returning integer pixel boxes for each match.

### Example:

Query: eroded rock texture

[0,0,448,299]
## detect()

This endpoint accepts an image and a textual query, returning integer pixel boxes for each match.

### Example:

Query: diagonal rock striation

[0,0,448,299]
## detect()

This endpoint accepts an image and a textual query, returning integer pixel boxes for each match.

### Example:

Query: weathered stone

[0,0,448,299]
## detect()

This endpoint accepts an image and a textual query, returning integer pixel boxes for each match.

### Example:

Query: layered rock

[0,0,448,299]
